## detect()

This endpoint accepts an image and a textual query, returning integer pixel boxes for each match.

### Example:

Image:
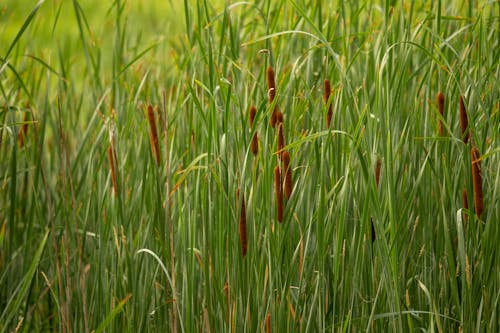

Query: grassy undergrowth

[1,0,499,332]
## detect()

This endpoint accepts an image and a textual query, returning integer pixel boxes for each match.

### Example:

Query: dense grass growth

[1,0,499,331]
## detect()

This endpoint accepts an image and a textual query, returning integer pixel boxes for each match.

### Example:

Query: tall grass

[1,0,499,332]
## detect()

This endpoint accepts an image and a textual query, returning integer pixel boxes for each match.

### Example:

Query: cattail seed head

[249,105,257,127]
[275,111,284,126]
[324,79,333,128]
[471,147,484,219]
[239,192,248,257]
[266,67,276,103]
[274,165,284,222]
[459,96,470,144]
[437,92,445,136]
[282,151,293,199]
[266,313,271,333]
[147,104,161,166]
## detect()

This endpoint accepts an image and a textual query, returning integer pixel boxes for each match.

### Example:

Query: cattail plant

[323,79,333,128]
[237,189,248,257]
[277,123,286,159]
[274,165,284,222]
[266,313,271,333]
[267,66,278,127]
[459,96,470,144]
[437,92,445,136]
[249,105,259,156]
[17,112,29,147]
[282,150,293,199]
[471,147,484,219]
[147,104,161,166]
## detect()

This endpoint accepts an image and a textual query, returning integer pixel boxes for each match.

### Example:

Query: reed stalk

[471,147,484,219]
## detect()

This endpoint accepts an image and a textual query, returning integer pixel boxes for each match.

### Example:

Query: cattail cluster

[437,92,445,136]
[147,104,161,166]
[249,106,259,156]
[459,96,470,144]
[471,147,484,219]
[324,79,333,128]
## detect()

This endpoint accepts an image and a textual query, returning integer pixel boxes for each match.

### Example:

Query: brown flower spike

[147,104,161,166]
[267,66,278,127]
[437,92,445,136]
[277,123,285,159]
[239,192,248,257]
[471,147,484,219]
[249,106,259,156]
[459,96,470,144]
[274,165,284,222]
[324,79,333,128]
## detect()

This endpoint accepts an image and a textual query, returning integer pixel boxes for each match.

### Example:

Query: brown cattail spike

[471,147,484,219]
[282,151,293,199]
[462,188,468,222]
[249,106,259,156]
[18,113,29,147]
[249,106,257,127]
[267,67,278,127]
[108,146,118,194]
[266,313,271,333]
[437,92,445,136]
[274,166,284,222]
[277,123,285,159]
[459,96,470,144]
[275,111,284,126]
[147,104,161,165]
[324,79,333,128]
[239,193,248,257]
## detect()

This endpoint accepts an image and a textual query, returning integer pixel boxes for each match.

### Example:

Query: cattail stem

[282,151,293,199]
[471,147,484,219]
[147,104,161,166]
[459,96,470,144]
[274,166,284,222]
[437,92,445,136]
[108,146,119,194]
[239,192,248,257]
[324,79,333,128]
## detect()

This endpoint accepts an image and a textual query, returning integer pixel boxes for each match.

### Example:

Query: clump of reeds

[236,188,248,257]
[282,151,293,199]
[249,106,259,156]
[470,147,484,219]
[17,112,29,147]
[274,166,283,222]
[437,92,445,136]
[459,96,470,144]
[267,66,279,127]
[323,79,333,128]
[108,145,119,194]
[147,104,161,165]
